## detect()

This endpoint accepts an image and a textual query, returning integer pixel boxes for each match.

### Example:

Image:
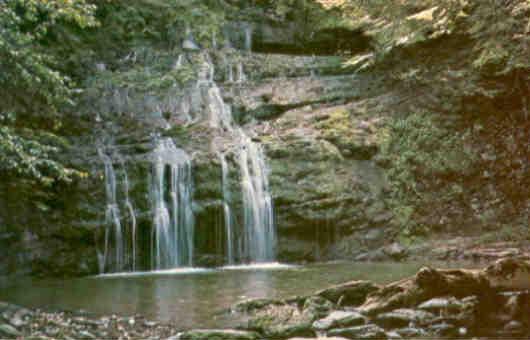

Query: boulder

[177,329,259,340]
[394,327,427,338]
[382,243,407,260]
[375,309,435,328]
[328,324,387,340]
[418,297,464,313]
[316,280,380,306]
[0,324,21,337]
[303,296,334,319]
[243,303,315,339]
[312,311,365,331]
[427,322,458,337]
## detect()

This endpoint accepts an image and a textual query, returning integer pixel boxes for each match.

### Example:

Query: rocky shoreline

[2,258,530,339]
[0,303,179,339]
[227,257,530,339]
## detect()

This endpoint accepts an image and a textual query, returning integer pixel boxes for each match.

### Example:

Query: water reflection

[0,261,474,330]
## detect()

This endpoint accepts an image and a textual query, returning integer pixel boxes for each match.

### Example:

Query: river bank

[2,258,530,339]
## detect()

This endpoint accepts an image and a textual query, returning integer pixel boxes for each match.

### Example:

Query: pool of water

[0,261,474,330]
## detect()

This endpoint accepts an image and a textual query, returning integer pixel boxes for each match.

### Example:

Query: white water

[174,54,184,69]
[98,148,137,273]
[236,62,247,83]
[219,153,234,264]
[207,84,233,130]
[203,55,276,263]
[150,138,194,269]
[227,64,234,83]
[119,156,137,271]
[237,130,276,262]
[244,26,252,52]
[221,262,294,271]
[96,267,212,278]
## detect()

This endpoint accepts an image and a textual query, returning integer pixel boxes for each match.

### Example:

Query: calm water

[0,261,472,330]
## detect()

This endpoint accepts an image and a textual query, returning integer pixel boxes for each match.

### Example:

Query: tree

[0,0,97,185]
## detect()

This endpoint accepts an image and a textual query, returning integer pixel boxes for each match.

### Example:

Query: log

[359,258,530,316]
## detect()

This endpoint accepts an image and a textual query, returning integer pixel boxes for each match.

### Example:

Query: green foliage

[0,0,97,184]
[0,0,97,113]
[95,0,226,50]
[0,125,83,186]
[379,112,475,235]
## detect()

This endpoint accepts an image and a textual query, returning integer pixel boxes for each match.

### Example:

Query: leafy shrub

[379,112,476,235]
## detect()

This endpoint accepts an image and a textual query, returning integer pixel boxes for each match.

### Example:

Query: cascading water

[119,156,137,271]
[227,64,234,83]
[98,148,137,273]
[237,130,276,262]
[97,34,275,271]
[203,53,276,263]
[219,153,234,264]
[208,84,233,130]
[150,138,194,269]
[244,26,252,52]
[236,63,247,83]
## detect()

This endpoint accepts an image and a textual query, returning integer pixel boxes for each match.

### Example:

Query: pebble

[78,330,96,339]
[0,323,21,337]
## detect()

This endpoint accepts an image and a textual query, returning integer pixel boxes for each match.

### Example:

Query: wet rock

[288,337,349,340]
[375,309,435,328]
[72,317,103,327]
[354,249,388,262]
[144,320,158,327]
[383,243,407,260]
[0,323,21,337]
[428,322,457,336]
[394,327,427,338]
[328,324,387,340]
[176,329,260,340]
[316,280,380,306]
[418,297,463,313]
[44,326,60,337]
[243,302,315,338]
[9,307,32,327]
[503,320,524,334]
[302,296,334,320]
[77,330,96,339]
[385,330,402,339]
[312,311,365,331]
[233,298,281,312]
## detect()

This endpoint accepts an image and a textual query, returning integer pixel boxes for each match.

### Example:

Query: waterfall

[219,153,234,264]
[227,64,234,83]
[150,138,194,269]
[96,48,275,271]
[98,148,137,273]
[207,84,233,130]
[120,156,137,271]
[237,130,276,262]
[237,63,247,83]
[212,33,217,49]
[174,54,184,69]
[244,26,252,52]
[205,59,276,262]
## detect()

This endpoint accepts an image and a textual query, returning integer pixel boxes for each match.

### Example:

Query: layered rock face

[0,0,529,276]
